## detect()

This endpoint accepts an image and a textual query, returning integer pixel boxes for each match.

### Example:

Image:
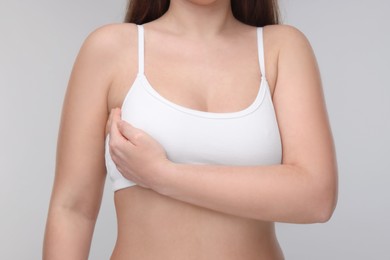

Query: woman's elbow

[312,179,338,223]
[315,200,337,223]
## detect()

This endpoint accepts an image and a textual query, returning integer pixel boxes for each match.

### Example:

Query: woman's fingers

[112,107,121,123]
[109,108,130,148]
[108,109,114,128]
[109,107,142,147]
[108,107,145,146]
[105,108,114,136]
[117,120,144,145]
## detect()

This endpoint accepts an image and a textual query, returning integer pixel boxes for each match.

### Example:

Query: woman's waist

[113,186,278,244]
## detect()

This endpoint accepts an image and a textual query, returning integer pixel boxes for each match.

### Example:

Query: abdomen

[110,186,285,260]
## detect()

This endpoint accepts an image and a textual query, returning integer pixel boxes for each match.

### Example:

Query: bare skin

[43,0,338,259]
[111,187,284,259]
[108,22,285,259]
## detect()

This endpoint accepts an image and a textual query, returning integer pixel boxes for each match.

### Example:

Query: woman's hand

[108,108,170,189]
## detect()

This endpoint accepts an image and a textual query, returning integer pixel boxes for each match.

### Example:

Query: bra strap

[257,27,266,78]
[137,24,145,74]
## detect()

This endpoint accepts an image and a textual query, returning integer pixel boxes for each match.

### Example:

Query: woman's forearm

[155,162,337,224]
[43,206,96,260]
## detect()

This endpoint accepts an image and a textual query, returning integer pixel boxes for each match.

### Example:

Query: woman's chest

[121,77,282,166]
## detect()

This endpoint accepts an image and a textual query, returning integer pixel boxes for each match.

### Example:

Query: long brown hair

[124,0,280,27]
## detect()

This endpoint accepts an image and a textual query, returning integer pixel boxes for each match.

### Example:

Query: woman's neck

[157,0,239,38]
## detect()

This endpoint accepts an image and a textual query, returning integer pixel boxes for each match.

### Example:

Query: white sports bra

[105,24,282,192]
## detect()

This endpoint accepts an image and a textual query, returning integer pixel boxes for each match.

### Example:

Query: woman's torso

[111,187,284,259]
[105,21,284,259]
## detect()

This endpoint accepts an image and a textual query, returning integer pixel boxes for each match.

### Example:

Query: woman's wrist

[150,159,177,195]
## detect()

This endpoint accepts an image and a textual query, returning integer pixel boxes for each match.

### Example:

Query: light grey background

[1,0,389,259]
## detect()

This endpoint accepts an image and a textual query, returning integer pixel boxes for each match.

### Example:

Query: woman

[43,0,338,259]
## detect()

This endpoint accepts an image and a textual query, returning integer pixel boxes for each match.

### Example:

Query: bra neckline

[139,73,268,119]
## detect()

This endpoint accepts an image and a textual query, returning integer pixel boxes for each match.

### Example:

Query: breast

[120,77,282,167]
[106,77,282,191]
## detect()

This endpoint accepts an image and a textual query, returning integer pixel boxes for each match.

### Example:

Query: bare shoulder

[264,24,308,37]
[264,24,312,57]
[80,23,142,113]
[263,24,312,49]
[263,24,319,86]
[75,23,140,106]
[256,24,312,95]
[79,23,138,60]
[89,22,137,43]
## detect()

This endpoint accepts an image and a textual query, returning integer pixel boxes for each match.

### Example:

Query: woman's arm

[155,25,338,224]
[110,25,338,224]
[43,25,121,259]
